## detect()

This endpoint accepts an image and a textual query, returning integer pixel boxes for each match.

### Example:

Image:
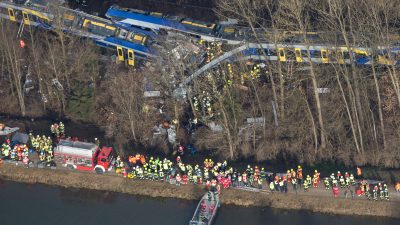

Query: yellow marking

[294,48,303,62]
[336,50,345,64]
[7,8,16,22]
[278,48,286,62]
[181,20,216,29]
[24,9,50,22]
[223,27,235,33]
[352,48,368,55]
[133,35,143,42]
[128,50,134,66]
[83,19,116,31]
[117,46,124,62]
[150,12,162,16]
[63,13,75,21]
[321,49,329,63]
[22,11,30,25]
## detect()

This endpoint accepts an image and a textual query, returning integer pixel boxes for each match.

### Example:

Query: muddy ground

[0,163,399,219]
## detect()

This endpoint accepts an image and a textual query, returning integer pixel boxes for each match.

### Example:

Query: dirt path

[0,162,399,219]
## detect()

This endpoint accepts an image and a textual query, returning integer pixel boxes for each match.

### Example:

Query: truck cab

[93,146,115,174]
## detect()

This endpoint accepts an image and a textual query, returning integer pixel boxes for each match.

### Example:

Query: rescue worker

[332,177,338,187]
[237,173,242,186]
[337,171,342,180]
[303,177,310,191]
[306,175,312,188]
[94,137,100,147]
[287,170,292,183]
[269,180,275,192]
[291,169,296,183]
[365,184,371,200]
[10,150,16,160]
[59,122,65,136]
[260,168,266,181]
[312,174,319,188]
[383,184,389,200]
[379,183,385,200]
[349,173,355,186]
[243,172,248,187]
[292,176,298,193]
[356,167,362,179]
[396,182,400,192]
[39,151,45,161]
[175,174,181,186]
[279,177,284,193]
[339,176,345,188]
[332,184,339,198]
[345,175,350,187]
[324,177,331,190]
[297,166,303,188]
[373,185,378,201]
[344,185,354,199]
[257,177,262,189]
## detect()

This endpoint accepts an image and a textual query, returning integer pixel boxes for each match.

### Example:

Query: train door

[336,50,344,64]
[22,11,30,25]
[8,8,16,22]
[294,48,303,62]
[116,46,124,62]
[127,49,134,66]
[278,48,286,62]
[321,49,329,63]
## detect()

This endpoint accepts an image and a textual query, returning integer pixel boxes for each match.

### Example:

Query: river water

[0,179,398,225]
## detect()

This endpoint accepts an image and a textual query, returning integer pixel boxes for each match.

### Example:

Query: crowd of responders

[115,154,398,201]
[1,122,399,201]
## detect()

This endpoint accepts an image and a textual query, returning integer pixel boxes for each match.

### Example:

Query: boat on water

[189,191,220,225]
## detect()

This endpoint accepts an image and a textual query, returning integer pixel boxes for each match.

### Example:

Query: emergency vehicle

[54,139,115,174]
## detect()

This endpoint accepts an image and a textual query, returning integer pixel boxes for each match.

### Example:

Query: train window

[328,51,336,61]
[295,49,301,57]
[313,50,321,58]
[321,50,328,59]
[343,51,350,59]
[301,50,309,58]
[8,8,14,17]
[287,50,295,60]
[278,49,285,57]
[77,158,85,165]
[395,53,400,60]
[85,160,92,166]
[354,52,366,61]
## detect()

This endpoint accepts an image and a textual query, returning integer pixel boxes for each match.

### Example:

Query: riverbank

[0,163,399,219]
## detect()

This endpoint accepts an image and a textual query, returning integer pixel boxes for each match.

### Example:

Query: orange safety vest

[297,170,303,179]
[357,167,362,176]
[140,155,146,164]
[395,182,400,191]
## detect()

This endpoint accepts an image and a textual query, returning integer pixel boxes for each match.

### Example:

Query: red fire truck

[54,139,115,174]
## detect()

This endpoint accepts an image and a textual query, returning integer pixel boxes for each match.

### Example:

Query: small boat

[189,191,220,225]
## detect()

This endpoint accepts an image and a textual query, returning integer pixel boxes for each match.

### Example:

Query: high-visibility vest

[357,167,362,176]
